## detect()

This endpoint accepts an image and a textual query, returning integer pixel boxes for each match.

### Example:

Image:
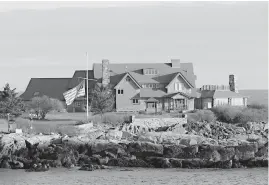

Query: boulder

[255,142,268,159]
[234,143,257,161]
[0,133,26,157]
[169,158,183,168]
[91,140,126,157]
[10,160,24,169]
[27,134,61,148]
[0,156,11,168]
[127,142,163,157]
[137,135,156,143]
[105,130,123,140]
[163,144,186,158]
[181,158,203,169]
[79,164,94,171]
[145,157,172,168]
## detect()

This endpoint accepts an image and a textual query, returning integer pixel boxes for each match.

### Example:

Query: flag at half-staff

[63,80,85,106]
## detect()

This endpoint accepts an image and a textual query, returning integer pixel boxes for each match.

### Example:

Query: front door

[146,102,156,113]
[175,99,185,109]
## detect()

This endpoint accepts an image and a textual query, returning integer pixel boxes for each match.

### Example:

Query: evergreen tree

[0,83,25,117]
[90,84,115,116]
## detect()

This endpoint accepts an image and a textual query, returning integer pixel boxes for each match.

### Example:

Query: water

[0,168,267,185]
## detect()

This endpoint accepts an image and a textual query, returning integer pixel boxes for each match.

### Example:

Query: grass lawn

[15,112,90,136]
[13,111,183,135]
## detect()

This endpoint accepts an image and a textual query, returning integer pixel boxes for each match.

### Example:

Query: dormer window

[143,68,158,75]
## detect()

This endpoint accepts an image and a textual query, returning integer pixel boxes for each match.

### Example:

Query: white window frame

[132,99,139,104]
[118,89,124,95]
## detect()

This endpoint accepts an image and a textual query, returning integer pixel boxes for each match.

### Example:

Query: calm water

[0,168,267,185]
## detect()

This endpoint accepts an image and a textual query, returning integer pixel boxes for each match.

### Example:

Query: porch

[166,98,188,112]
[145,97,160,113]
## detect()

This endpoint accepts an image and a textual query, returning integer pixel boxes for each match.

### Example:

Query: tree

[0,83,25,118]
[90,84,115,116]
[29,95,64,119]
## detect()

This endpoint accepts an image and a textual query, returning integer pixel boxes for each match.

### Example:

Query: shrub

[234,108,268,124]
[248,103,268,110]
[211,106,243,123]
[28,96,65,119]
[187,109,216,123]
[211,105,268,124]
[91,112,130,126]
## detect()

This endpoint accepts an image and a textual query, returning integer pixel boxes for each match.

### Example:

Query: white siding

[231,98,244,106]
[214,98,229,106]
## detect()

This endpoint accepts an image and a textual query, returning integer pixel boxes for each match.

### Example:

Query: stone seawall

[0,133,267,171]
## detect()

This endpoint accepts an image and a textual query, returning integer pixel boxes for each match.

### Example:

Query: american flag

[63,80,85,106]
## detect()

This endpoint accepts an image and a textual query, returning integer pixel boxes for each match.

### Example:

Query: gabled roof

[197,90,248,99]
[164,91,194,99]
[165,72,194,88]
[213,90,248,98]
[139,89,167,98]
[114,72,142,89]
[20,78,71,101]
[93,62,196,87]
[145,97,159,102]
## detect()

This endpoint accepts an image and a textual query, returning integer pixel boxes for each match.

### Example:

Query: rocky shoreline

[0,132,267,172]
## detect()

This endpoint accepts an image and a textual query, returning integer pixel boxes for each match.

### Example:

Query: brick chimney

[229,74,238,93]
[171,59,180,68]
[102,59,110,87]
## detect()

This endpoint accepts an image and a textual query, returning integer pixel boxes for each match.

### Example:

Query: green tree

[29,95,64,119]
[90,84,115,116]
[0,83,25,118]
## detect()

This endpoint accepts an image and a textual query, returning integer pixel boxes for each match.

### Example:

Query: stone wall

[120,118,187,135]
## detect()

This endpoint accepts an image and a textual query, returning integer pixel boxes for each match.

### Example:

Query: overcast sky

[0,1,267,91]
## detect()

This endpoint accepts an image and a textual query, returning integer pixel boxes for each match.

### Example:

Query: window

[118,89,124,95]
[228,98,231,105]
[144,68,158,75]
[75,101,81,107]
[133,99,139,104]
[126,77,130,82]
[174,82,182,91]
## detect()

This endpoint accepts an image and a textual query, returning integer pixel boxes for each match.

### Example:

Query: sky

[0,1,268,92]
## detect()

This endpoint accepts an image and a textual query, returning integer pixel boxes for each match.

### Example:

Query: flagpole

[86,52,89,120]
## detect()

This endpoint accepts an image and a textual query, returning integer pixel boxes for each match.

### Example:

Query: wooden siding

[166,75,191,94]
[115,77,144,112]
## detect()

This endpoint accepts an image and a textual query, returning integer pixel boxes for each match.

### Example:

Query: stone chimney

[171,59,180,68]
[229,74,238,93]
[102,59,110,87]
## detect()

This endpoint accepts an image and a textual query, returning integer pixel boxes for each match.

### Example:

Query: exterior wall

[115,77,144,112]
[213,98,229,107]
[67,100,86,112]
[194,98,202,109]
[166,75,191,94]
[187,98,195,110]
[201,98,213,109]
[231,98,244,106]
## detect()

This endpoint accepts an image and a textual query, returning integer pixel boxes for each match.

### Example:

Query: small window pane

[121,90,123,94]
